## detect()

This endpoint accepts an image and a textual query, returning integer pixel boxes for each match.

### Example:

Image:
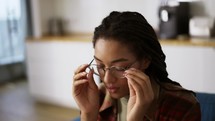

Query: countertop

[27,34,215,47]
[27,34,93,42]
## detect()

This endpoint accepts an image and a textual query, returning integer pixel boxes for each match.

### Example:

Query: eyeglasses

[87,59,136,78]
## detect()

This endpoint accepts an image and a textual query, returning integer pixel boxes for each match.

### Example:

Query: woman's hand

[125,68,154,121]
[72,64,99,120]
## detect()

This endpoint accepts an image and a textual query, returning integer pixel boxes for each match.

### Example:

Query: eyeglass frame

[87,58,136,78]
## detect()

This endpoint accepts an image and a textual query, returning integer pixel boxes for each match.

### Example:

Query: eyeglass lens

[88,65,125,78]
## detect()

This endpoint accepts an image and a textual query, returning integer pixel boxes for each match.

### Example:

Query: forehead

[94,38,135,63]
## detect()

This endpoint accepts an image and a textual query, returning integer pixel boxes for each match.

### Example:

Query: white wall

[38,0,160,34]
[34,0,215,36]
[53,0,160,33]
[39,0,55,34]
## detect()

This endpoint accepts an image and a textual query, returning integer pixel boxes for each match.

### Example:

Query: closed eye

[95,64,105,69]
[112,66,126,71]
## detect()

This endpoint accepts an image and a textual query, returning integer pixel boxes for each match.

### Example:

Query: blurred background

[0,0,215,121]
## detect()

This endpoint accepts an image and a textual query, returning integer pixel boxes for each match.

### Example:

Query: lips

[107,86,119,93]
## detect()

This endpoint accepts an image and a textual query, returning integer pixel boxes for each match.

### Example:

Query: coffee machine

[158,1,190,39]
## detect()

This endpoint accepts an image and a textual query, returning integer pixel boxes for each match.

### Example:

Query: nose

[103,70,117,83]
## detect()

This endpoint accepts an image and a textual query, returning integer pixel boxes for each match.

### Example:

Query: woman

[72,11,201,121]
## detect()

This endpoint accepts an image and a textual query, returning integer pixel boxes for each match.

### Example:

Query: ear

[140,58,151,70]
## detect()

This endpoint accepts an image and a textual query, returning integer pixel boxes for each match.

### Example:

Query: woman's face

[94,38,138,99]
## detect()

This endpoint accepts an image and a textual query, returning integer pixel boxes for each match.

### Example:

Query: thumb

[128,79,135,97]
[87,69,97,88]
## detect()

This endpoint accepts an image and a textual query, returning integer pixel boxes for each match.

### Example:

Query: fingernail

[123,72,128,76]
[91,68,94,73]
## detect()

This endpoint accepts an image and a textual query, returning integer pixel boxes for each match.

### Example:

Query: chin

[109,93,128,99]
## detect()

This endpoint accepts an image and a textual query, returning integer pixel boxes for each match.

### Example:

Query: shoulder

[160,83,198,103]
[157,83,201,120]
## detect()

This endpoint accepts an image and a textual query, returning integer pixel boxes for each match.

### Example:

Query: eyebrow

[94,56,129,64]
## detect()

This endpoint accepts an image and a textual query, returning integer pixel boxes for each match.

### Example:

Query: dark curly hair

[93,11,180,87]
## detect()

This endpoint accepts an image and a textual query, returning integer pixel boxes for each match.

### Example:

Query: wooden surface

[160,38,215,47]
[0,80,80,121]
[27,34,215,47]
[27,34,93,42]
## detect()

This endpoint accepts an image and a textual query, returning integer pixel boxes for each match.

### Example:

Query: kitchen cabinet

[26,40,94,109]
[162,45,215,93]
[26,37,215,109]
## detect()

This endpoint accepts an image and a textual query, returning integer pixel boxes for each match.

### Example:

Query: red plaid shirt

[97,83,201,121]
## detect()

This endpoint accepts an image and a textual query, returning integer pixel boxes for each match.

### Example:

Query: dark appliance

[158,2,190,39]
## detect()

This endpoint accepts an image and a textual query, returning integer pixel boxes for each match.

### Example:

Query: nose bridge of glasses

[99,67,113,77]
[104,66,113,72]
[93,65,127,78]
[104,66,123,74]
[100,67,119,77]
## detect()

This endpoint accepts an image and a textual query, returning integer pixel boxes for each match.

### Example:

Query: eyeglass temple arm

[88,59,94,65]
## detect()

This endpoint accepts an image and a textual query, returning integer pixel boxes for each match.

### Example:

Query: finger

[125,72,153,101]
[126,68,150,82]
[126,74,144,98]
[125,68,152,92]
[72,79,88,97]
[87,69,98,89]
[127,79,145,106]
[127,78,135,97]
[125,71,148,92]
[74,64,89,75]
[73,72,88,81]
[73,79,88,87]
